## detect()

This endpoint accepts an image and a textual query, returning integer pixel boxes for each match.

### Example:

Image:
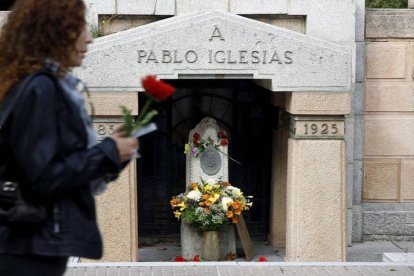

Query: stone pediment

[79,11,351,92]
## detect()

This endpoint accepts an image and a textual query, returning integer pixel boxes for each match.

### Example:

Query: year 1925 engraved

[292,120,344,138]
[304,123,338,135]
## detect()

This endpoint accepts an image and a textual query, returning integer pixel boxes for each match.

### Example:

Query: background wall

[363,9,414,241]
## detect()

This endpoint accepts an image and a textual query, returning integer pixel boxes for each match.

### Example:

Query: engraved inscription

[209,26,225,41]
[138,49,293,65]
[94,123,115,140]
[291,120,345,138]
[137,25,294,65]
[303,123,338,135]
[200,144,222,175]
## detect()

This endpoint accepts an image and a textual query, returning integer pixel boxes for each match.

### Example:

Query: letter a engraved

[209,26,225,41]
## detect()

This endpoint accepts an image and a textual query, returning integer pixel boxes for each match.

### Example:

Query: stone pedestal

[285,116,346,262]
[181,223,236,260]
[182,118,236,260]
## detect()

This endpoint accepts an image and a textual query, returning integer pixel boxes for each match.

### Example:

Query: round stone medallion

[200,144,222,175]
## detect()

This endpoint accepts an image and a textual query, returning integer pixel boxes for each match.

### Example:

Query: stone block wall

[363,9,414,240]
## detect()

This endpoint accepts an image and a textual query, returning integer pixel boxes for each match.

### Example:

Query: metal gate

[137,79,276,239]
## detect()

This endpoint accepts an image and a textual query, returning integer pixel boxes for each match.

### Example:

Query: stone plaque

[289,116,345,139]
[200,144,222,175]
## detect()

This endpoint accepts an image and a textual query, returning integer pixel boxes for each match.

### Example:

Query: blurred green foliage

[366,0,408,8]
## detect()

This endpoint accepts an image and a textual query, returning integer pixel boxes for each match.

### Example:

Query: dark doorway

[137,79,276,240]
[0,0,14,10]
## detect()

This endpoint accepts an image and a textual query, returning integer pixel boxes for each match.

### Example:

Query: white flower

[206,179,216,185]
[226,186,242,196]
[187,190,202,201]
[221,197,233,211]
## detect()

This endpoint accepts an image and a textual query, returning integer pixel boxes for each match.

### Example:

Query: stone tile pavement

[65,241,414,275]
[65,263,414,275]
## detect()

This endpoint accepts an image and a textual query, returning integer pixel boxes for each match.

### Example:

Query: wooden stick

[235,215,254,261]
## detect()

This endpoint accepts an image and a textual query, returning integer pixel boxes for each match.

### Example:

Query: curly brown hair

[0,0,86,101]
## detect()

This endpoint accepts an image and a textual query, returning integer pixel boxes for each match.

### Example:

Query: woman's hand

[110,125,139,163]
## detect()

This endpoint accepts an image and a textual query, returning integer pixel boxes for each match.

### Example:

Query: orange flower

[232,217,238,224]
[226,211,234,218]
[232,201,242,209]
[170,198,180,206]
[234,209,241,215]
[222,182,231,187]
[190,182,198,190]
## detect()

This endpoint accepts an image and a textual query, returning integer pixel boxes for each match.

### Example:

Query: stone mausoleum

[1,0,414,262]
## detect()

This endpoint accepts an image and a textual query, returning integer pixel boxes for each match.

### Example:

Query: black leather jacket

[0,73,122,259]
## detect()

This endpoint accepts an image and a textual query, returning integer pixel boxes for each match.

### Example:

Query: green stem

[137,96,153,127]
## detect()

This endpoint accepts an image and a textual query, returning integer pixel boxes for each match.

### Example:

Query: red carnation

[220,138,228,146]
[121,74,176,137]
[175,256,187,262]
[193,132,200,141]
[193,255,200,262]
[142,75,175,101]
[258,256,267,262]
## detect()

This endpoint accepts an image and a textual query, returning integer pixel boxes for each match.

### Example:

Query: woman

[0,0,139,275]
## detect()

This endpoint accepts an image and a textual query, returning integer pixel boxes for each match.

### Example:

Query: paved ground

[64,241,414,275]
[65,263,414,276]
[136,240,414,262]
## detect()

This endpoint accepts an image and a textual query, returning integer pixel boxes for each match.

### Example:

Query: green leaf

[137,110,158,127]
[120,105,136,136]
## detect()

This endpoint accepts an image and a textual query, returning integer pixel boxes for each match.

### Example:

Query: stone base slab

[383,253,414,262]
[181,223,236,260]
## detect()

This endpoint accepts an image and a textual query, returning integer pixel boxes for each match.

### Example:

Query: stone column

[268,111,289,249]
[285,116,346,261]
[284,92,349,262]
[84,92,138,262]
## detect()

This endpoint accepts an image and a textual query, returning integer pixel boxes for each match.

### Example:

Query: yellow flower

[208,193,220,204]
[184,144,191,154]
[204,185,212,192]
[177,202,187,211]
[174,210,181,219]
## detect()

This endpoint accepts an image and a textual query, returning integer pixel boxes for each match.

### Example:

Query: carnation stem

[215,148,242,165]
[137,95,153,128]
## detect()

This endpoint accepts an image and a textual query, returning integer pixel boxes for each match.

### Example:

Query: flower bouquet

[170,178,252,231]
[121,75,175,137]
